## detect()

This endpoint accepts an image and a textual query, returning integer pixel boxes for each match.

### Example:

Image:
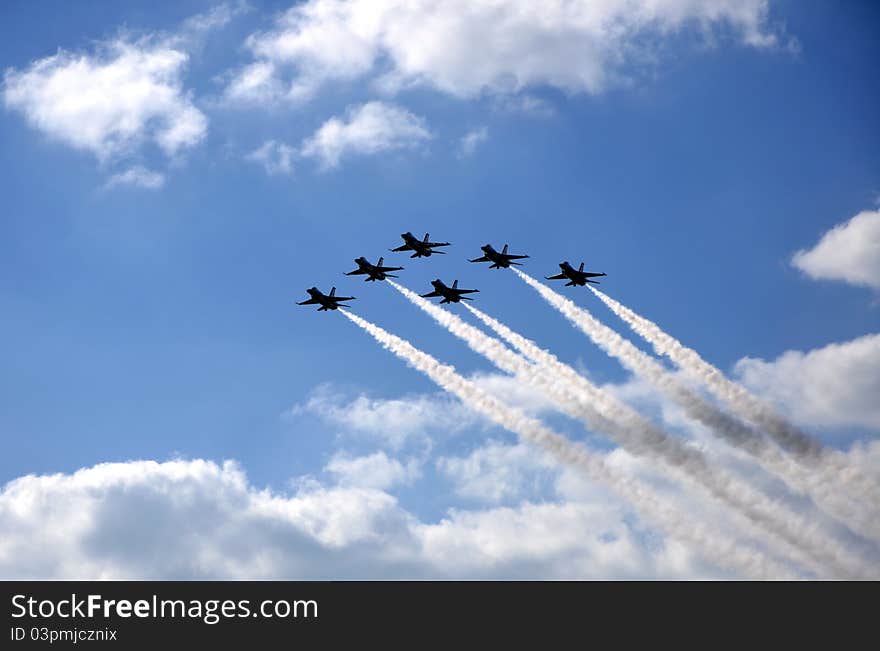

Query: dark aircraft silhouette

[345,256,404,282]
[390,232,451,258]
[420,279,479,303]
[469,243,529,269]
[546,261,607,286]
[297,286,355,311]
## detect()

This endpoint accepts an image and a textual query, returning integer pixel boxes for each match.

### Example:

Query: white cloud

[103,166,166,190]
[0,458,719,579]
[300,101,430,169]
[458,126,488,157]
[291,384,480,449]
[792,210,880,291]
[734,333,880,432]
[326,451,420,490]
[226,0,780,104]
[245,139,295,175]
[4,40,207,162]
[437,440,558,504]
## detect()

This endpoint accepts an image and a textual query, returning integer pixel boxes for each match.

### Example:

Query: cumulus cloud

[300,101,430,169]
[326,451,421,490]
[245,139,296,175]
[734,333,880,432]
[225,0,781,104]
[103,166,166,190]
[458,127,488,157]
[792,210,880,291]
[0,458,720,579]
[3,40,207,162]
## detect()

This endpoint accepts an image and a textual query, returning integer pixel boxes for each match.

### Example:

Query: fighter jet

[469,243,529,269]
[297,286,355,311]
[390,232,451,258]
[420,279,479,303]
[545,261,607,286]
[345,256,404,282]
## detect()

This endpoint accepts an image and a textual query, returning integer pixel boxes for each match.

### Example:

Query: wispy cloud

[458,127,488,158]
[245,139,295,175]
[300,101,430,169]
[290,384,480,450]
[104,166,166,190]
[326,451,420,490]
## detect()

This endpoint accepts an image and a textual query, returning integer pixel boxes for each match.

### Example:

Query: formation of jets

[297,234,606,311]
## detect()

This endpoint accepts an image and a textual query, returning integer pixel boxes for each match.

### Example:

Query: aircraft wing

[545,273,567,280]
[297,298,320,305]
[390,244,411,252]
[583,272,605,277]
[507,254,529,260]
[377,265,404,272]
[334,295,355,302]
[420,291,442,298]
[469,256,489,263]
[427,242,451,247]
[457,289,479,294]
[345,269,368,275]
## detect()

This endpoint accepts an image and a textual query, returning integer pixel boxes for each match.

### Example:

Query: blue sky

[1,1,878,579]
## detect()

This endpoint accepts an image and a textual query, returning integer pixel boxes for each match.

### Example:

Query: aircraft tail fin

[330,287,336,297]
[502,244,509,255]
[578,262,584,273]
[377,257,384,267]
[452,279,459,289]
[424,233,430,243]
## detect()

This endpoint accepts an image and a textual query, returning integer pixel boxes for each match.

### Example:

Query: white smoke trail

[589,287,820,455]
[340,309,796,580]
[511,270,878,574]
[587,286,880,535]
[465,301,880,546]
[389,281,870,577]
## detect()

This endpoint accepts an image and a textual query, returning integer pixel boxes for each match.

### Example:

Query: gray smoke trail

[511,270,877,575]
[465,301,880,545]
[389,281,867,577]
[340,309,796,580]
[587,286,880,510]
